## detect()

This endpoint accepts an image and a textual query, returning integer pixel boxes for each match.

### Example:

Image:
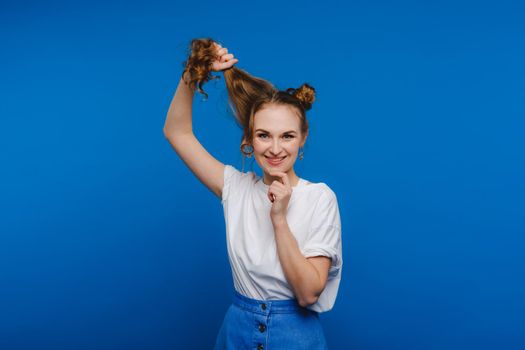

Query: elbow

[297,294,319,308]
[163,127,173,140]
[163,127,192,141]
[162,129,180,144]
[296,279,327,308]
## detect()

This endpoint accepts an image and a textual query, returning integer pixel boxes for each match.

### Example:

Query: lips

[265,156,286,166]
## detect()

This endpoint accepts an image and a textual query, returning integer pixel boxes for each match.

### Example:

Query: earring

[299,147,304,161]
[240,144,254,158]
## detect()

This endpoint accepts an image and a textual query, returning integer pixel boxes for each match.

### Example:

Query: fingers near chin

[271,171,287,177]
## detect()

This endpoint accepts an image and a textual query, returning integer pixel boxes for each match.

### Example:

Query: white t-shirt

[221,164,343,313]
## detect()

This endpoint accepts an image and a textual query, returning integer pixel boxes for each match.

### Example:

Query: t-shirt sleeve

[221,164,247,203]
[301,187,343,279]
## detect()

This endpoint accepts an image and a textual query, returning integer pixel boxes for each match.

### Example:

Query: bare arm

[163,73,225,198]
[272,217,332,308]
[163,43,238,199]
[265,170,332,307]
[163,71,195,136]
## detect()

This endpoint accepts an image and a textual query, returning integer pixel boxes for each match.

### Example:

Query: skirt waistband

[232,290,314,315]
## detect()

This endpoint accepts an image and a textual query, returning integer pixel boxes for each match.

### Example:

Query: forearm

[163,72,195,137]
[272,218,323,307]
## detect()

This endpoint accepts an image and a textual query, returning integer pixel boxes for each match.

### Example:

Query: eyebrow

[255,129,298,134]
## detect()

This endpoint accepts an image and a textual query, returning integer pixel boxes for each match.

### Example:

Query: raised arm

[163,42,238,199]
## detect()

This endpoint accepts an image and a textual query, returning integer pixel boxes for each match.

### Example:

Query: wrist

[181,70,191,85]
[271,215,287,228]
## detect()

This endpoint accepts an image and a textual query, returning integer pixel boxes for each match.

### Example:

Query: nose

[270,139,282,155]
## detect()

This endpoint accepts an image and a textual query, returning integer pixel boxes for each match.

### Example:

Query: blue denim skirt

[214,290,328,349]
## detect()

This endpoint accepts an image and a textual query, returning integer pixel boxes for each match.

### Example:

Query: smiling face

[251,103,307,186]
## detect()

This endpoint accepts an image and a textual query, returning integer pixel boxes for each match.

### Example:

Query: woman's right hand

[211,42,239,72]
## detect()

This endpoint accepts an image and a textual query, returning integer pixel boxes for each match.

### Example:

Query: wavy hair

[182,37,316,156]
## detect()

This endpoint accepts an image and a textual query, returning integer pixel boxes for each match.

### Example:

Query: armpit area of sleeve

[221,165,236,203]
[302,244,342,278]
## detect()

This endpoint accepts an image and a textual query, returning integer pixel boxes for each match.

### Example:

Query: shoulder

[303,181,338,203]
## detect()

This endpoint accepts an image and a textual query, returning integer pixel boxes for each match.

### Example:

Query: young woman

[163,38,343,349]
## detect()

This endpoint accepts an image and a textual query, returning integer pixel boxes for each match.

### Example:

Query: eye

[283,134,295,139]
[257,133,268,139]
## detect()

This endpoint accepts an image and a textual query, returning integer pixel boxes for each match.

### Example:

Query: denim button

[258,324,266,332]
[261,303,267,310]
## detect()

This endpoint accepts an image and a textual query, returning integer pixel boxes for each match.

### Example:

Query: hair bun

[286,83,316,111]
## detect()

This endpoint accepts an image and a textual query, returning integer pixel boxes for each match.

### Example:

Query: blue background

[1,0,524,349]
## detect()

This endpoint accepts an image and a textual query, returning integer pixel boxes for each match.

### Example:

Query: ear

[300,131,308,147]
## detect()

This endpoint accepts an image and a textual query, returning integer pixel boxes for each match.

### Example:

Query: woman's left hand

[267,170,292,222]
